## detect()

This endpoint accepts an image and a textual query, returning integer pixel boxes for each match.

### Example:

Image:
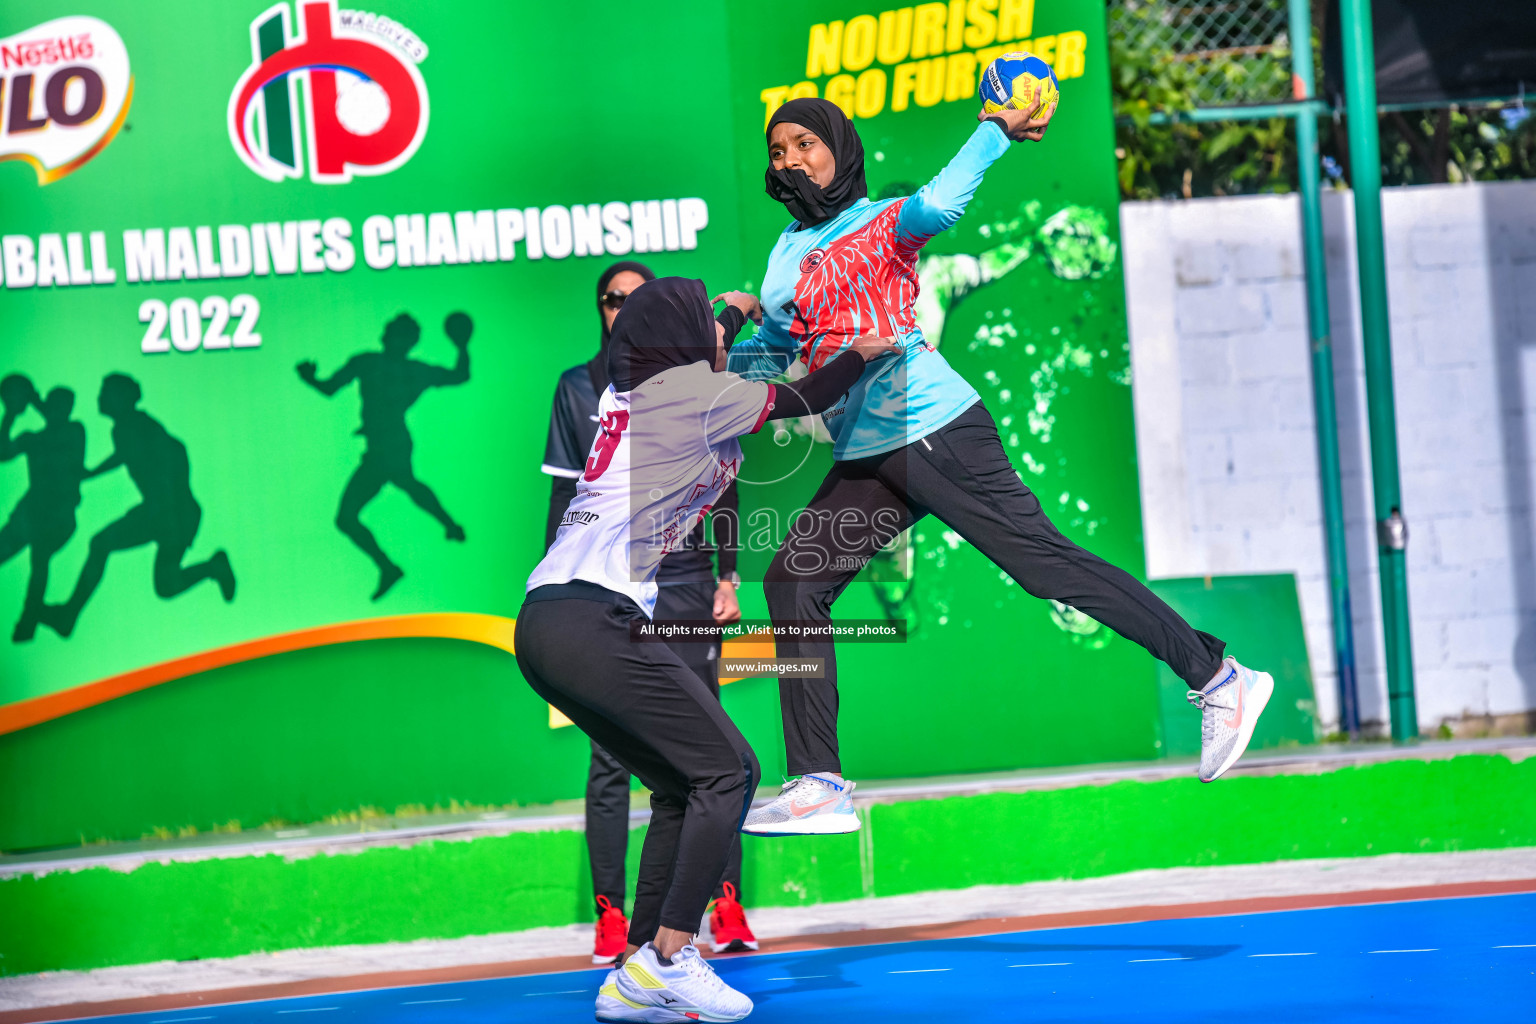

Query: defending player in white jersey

[516,277,895,1024]
[542,260,758,963]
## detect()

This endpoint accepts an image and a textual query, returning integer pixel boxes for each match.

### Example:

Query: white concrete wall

[1122,180,1536,735]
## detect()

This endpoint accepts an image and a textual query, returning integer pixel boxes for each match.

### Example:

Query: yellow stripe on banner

[0,613,517,737]
[547,629,778,729]
[0,619,780,736]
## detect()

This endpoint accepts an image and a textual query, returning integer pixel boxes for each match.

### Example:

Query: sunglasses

[600,290,627,310]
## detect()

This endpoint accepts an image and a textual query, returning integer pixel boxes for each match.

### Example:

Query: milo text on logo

[228,1,429,184]
[0,16,133,185]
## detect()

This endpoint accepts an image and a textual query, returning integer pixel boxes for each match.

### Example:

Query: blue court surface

[88,893,1534,1024]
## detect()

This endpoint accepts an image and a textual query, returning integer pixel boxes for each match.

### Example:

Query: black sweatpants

[586,580,744,915]
[764,400,1226,776]
[515,582,759,944]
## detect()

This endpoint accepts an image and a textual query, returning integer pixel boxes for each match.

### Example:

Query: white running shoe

[595,969,630,1022]
[740,773,859,836]
[1187,657,1274,783]
[595,943,752,1023]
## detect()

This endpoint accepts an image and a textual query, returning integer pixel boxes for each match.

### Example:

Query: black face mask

[765,98,867,227]
[589,260,656,392]
[606,277,717,393]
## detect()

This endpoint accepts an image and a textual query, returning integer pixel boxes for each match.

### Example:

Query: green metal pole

[1288,0,1360,738]
[1338,0,1417,740]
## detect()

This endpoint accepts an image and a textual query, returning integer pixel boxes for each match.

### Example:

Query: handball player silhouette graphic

[298,312,472,600]
[0,375,87,642]
[44,373,236,639]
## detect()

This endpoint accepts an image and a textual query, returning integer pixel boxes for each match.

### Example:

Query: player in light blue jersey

[731,97,1274,836]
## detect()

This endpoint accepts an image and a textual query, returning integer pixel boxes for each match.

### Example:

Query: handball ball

[1,373,37,413]
[979,52,1060,115]
[444,311,473,344]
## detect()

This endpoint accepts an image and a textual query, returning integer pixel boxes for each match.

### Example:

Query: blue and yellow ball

[978,51,1060,115]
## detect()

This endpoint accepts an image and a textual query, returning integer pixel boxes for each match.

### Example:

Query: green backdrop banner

[1,0,747,701]
[1,0,1155,835]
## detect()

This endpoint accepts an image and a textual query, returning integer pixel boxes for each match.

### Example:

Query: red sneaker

[708,882,759,953]
[592,895,629,964]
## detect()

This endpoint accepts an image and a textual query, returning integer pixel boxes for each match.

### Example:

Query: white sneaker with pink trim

[1188,657,1274,783]
[740,773,858,836]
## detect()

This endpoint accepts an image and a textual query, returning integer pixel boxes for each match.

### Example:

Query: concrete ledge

[3,848,1532,1015]
[6,737,1530,880]
[4,749,1532,978]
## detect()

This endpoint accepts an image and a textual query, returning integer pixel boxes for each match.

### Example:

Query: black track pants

[515,584,759,944]
[585,581,744,915]
[764,400,1226,776]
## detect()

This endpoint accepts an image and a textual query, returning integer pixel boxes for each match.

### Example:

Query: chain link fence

[1108,0,1295,110]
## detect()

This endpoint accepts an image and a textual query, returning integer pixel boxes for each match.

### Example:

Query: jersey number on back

[584,410,630,481]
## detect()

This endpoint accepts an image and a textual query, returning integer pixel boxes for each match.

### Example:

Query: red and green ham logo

[228,1,428,184]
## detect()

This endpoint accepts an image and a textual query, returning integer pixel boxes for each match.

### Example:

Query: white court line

[152,1018,216,1022]
[275,1010,338,1014]
[769,976,830,980]
[1494,944,1536,948]
[522,990,587,997]
[1249,952,1317,957]
[400,998,464,1004]
[1129,957,1191,962]
[889,968,952,974]
[1368,949,1437,954]
[1009,962,1072,967]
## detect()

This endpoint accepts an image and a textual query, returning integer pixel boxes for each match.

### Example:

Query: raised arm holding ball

[729,72,1273,840]
[981,90,1057,141]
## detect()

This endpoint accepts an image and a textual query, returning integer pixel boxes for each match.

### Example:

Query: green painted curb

[4,753,1531,976]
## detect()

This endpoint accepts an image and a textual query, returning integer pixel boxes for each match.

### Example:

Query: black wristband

[716,305,747,344]
[984,115,1011,137]
[766,348,867,420]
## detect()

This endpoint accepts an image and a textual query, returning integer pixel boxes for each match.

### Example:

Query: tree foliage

[1377,107,1536,186]
[1108,1,1536,199]
[1109,0,1297,199]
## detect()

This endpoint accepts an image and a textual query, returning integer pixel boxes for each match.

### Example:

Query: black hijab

[588,260,656,392]
[606,277,717,393]
[764,98,867,227]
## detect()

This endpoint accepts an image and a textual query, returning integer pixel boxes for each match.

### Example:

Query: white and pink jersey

[527,361,774,617]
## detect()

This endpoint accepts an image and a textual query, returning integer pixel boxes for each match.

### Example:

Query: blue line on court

[82,892,1536,1024]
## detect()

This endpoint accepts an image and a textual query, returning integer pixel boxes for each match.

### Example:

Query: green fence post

[1288,0,1360,738]
[1338,0,1417,740]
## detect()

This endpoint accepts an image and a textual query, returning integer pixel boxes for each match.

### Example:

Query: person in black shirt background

[541,260,759,963]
